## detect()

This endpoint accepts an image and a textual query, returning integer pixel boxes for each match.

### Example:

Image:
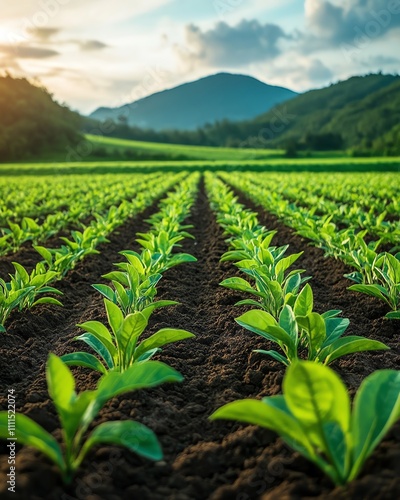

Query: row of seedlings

[0,173,184,332]
[205,172,399,487]
[221,172,400,319]
[0,173,201,484]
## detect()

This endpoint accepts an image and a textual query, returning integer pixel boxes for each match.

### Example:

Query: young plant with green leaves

[134,231,197,275]
[236,284,388,365]
[0,279,33,333]
[343,237,383,285]
[3,217,42,251]
[9,262,63,310]
[0,354,183,484]
[211,361,400,485]
[348,252,400,319]
[93,251,178,316]
[0,262,62,333]
[220,248,309,319]
[61,299,195,373]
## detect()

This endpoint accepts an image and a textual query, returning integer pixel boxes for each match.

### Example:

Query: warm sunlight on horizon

[1,1,399,113]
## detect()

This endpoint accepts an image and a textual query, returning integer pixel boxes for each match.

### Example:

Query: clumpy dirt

[0,176,399,500]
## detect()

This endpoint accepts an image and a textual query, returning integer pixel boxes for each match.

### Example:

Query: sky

[0,0,399,114]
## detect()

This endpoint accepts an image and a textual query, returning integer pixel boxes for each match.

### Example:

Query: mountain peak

[90,73,297,131]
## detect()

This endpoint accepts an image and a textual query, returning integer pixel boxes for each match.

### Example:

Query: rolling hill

[191,73,400,152]
[89,73,297,131]
[249,73,400,150]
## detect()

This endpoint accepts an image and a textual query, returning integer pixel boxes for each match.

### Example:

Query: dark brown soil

[0,177,399,500]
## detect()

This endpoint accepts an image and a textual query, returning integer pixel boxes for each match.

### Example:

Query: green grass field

[1,156,399,176]
[86,134,286,161]
[1,134,398,173]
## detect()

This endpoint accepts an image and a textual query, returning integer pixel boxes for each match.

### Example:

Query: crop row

[221,172,400,318]
[0,173,166,255]
[0,171,399,492]
[205,172,400,485]
[222,172,400,244]
[0,173,186,332]
[0,174,200,482]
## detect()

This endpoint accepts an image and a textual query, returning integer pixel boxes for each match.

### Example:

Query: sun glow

[0,27,26,45]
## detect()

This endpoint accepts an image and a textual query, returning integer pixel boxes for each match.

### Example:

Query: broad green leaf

[12,262,29,283]
[8,287,35,309]
[35,285,63,295]
[319,336,389,365]
[279,305,298,341]
[102,271,129,287]
[104,299,124,336]
[385,253,400,283]
[236,309,278,341]
[80,421,162,465]
[34,245,53,263]
[275,252,303,277]
[167,253,197,268]
[385,311,400,319]
[235,259,259,270]
[220,277,264,297]
[0,413,65,472]
[46,354,77,441]
[297,313,326,357]
[351,370,400,481]
[96,360,183,403]
[47,354,75,412]
[294,284,313,317]
[220,250,248,262]
[61,352,107,374]
[119,312,148,365]
[75,333,114,369]
[137,348,160,362]
[135,328,195,361]
[120,252,145,275]
[324,317,350,344]
[77,321,116,363]
[113,281,130,311]
[284,362,350,451]
[348,284,387,302]
[32,297,63,307]
[234,299,262,308]
[322,421,349,483]
[141,300,179,321]
[321,310,342,319]
[92,284,115,302]
[259,247,274,266]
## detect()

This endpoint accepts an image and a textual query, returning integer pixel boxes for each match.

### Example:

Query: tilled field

[0,182,399,500]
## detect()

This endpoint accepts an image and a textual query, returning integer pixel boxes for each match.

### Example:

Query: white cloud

[176,20,289,68]
[305,0,400,44]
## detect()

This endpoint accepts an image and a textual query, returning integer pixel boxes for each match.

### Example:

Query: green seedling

[211,361,400,485]
[61,299,195,373]
[0,354,183,483]
[236,284,388,365]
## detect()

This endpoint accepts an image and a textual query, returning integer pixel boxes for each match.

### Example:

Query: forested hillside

[0,74,82,161]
